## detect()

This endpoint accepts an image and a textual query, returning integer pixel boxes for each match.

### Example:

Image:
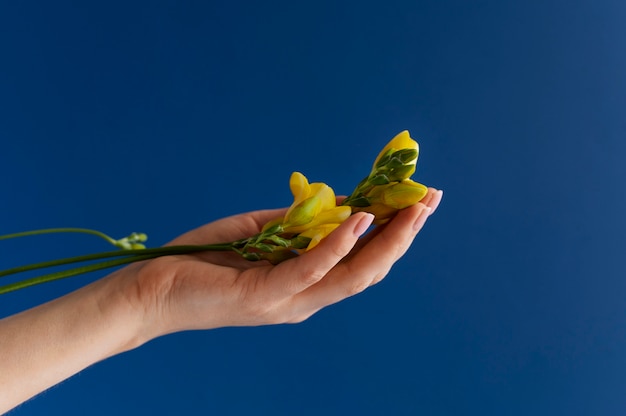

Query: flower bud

[372,130,419,171]
[350,180,428,223]
[283,195,321,228]
[381,180,428,209]
[352,203,398,224]
[285,205,351,233]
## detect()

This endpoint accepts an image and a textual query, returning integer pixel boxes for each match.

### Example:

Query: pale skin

[0,188,442,413]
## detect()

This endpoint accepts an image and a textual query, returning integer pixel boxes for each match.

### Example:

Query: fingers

[343,187,442,258]
[291,191,440,312]
[264,212,375,298]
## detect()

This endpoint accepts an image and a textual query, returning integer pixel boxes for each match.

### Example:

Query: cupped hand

[126,188,443,339]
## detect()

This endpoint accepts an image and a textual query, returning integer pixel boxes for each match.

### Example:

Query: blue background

[1,1,625,414]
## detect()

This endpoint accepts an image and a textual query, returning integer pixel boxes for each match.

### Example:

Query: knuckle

[371,269,389,286]
[298,267,326,287]
[345,278,370,297]
[379,232,408,261]
[330,240,353,259]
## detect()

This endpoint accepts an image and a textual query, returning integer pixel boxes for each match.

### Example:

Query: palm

[134,189,442,335]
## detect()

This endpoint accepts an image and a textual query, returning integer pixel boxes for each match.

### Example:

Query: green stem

[0,254,158,295]
[0,228,119,246]
[0,243,240,295]
[0,243,237,280]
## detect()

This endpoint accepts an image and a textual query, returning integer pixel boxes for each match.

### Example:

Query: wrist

[88,264,156,354]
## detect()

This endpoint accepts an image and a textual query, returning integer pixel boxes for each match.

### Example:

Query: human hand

[120,188,443,340]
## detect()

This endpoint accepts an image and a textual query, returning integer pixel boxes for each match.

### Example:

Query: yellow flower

[372,130,419,180]
[298,223,342,250]
[264,172,351,250]
[352,179,428,224]
[379,179,428,209]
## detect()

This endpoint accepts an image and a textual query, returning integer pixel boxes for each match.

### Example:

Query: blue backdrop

[1,1,625,414]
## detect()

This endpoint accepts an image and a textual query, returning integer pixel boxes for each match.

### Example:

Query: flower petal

[300,223,341,250]
[372,130,419,170]
[286,172,312,219]
[309,182,336,211]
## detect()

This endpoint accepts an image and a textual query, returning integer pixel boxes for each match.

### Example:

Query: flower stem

[0,243,237,281]
[0,243,236,294]
[0,228,120,246]
[0,254,161,295]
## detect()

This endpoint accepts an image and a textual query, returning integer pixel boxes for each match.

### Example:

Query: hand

[120,188,443,339]
[0,188,441,412]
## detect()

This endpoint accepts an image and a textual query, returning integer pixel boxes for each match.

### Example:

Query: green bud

[369,174,390,185]
[128,232,148,243]
[262,223,284,235]
[243,252,262,261]
[389,164,416,181]
[393,148,418,164]
[256,243,275,253]
[387,156,404,169]
[374,149,394,169]
[267,235,291,247]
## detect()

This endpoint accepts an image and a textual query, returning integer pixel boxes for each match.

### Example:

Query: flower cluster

[0,130,431,293]
[231,130,428,262]
[231,172,352,263]
[342,130,428,223]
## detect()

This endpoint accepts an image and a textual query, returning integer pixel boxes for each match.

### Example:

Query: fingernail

[354,213,374,237]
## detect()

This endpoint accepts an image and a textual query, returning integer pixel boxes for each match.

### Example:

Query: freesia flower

[351,179,428,223]
[342,130,427,223]
[371,130,419,182]
[0,130,435,294]
[263,172,351,251]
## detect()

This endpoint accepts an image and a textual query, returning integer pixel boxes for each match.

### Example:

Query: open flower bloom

[263,172,352,251]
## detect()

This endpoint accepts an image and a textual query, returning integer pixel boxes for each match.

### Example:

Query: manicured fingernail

[354,213,374,237]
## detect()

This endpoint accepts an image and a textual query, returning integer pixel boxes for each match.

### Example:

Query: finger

[342,187,441,261]
[264,212,375,297]
[426,188,443,214]
[291,203,432,311]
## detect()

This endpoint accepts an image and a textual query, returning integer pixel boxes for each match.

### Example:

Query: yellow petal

[309,182,336,211]
[290,172,310,200]
[286,172,312,219]
[300,223,341,250]
[286,205,351,233]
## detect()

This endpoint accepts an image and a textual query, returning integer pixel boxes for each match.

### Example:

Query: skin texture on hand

[129,187,443,338]
[0,188,442,413]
